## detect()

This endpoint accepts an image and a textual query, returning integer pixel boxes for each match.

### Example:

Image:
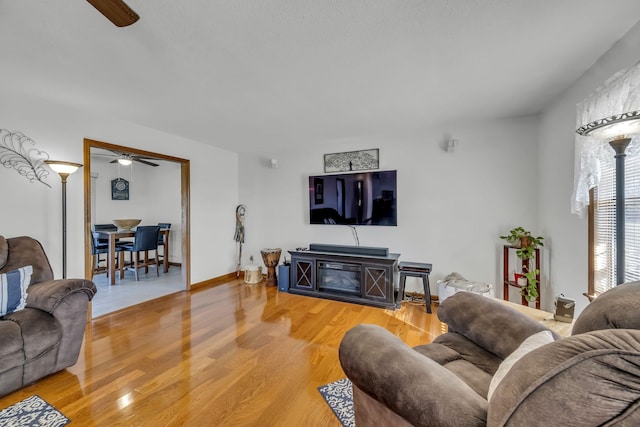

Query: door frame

[83,139,191,300]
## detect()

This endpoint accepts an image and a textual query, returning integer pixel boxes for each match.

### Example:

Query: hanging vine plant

[0,128,51,187]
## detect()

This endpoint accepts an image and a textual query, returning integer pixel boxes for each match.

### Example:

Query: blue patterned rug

[318,378,355,427]
[0,395,70,427]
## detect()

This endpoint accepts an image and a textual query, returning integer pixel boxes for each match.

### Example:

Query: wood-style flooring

[0,279,444,426]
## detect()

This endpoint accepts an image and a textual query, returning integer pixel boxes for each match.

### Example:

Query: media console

[288,244,400,309]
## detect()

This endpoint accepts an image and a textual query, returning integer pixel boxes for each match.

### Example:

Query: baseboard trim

[191,272,238,289]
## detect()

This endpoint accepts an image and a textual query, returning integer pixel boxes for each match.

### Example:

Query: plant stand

[503,245,540,309]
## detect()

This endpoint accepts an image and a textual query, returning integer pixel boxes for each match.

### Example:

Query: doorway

[83,139,191,317]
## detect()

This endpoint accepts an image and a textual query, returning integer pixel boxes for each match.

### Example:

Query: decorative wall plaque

[0,128,51,187]
[324,149,379,173]
[111,178,129,200]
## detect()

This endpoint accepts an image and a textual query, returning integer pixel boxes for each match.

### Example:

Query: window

[589,151,640,296]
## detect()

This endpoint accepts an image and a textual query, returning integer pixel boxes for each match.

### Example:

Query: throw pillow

[487,330,554,401]
[0,265,32,316]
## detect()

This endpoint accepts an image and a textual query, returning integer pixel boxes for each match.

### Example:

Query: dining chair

[90,231,125,279]
[92,224,130,247]
[120,226,161,281]
[157,223,171,269]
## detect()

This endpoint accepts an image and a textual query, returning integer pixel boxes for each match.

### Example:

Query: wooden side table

[500,299,573,337]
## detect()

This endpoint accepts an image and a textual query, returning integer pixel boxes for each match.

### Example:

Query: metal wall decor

[324,148,379,173]
[0,128,51,187]
[111,178,130,200]
[234,204,247,278]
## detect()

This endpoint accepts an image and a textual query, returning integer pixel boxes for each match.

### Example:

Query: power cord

[347,225,360,246]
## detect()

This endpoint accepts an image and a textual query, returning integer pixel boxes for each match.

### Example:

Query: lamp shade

[117,157,132,166]
[576,62,640,140]
[45,160,83,175]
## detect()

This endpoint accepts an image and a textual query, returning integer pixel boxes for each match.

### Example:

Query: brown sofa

[339,282,640,426]
[0,235,96,397]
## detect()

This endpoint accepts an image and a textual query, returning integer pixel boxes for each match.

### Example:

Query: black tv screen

[309,170,397,226]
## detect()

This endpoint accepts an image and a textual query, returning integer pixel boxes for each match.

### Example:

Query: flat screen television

[309,170,397,226]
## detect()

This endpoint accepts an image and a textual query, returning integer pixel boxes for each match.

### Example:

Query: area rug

[0,395,70,427]
[318,378,355,427]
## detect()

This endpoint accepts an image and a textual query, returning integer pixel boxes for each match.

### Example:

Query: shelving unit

[503,245,540,309]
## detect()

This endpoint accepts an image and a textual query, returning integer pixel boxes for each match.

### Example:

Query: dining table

[95,228,170,285]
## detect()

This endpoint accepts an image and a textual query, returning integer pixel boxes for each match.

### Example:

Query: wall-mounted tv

[309,170,397,226]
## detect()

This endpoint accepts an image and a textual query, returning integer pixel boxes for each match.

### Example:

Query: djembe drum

[260,248,282,287]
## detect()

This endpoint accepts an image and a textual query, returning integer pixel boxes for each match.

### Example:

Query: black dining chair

[92,224,130,247]
[120,226,161,281]
[90,231,125,280]
[157,223,171,270]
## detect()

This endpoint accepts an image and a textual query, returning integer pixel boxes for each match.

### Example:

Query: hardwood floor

[0,279,443,426]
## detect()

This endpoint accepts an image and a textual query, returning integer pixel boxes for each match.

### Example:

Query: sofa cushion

[3,308,61,362]
[0,266,31,316]
[487,330,554,401]
[427,332,503,374]
[415,332,502,398]
[0,321,25,373]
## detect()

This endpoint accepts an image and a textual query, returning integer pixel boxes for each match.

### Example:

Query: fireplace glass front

[317,261,361,295]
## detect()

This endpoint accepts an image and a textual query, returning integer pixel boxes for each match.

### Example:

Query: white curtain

[572,62,640,216]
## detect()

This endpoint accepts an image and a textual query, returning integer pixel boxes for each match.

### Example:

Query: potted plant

[500,227,544,302]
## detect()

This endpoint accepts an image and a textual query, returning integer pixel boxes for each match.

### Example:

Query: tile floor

[91,266,185,318]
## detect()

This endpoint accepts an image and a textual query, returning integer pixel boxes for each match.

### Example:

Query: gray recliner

[339,282,640,426]
[0,235,97,397]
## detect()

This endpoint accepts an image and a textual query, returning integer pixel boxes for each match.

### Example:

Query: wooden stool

[397,262,433,313]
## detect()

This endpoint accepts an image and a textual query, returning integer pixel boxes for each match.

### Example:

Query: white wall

[5,21,639,309]
[237,22,640,314]
[91,156,182,263]
[239,116,541,301]
[538,22,640,314]
[0,90,239,284]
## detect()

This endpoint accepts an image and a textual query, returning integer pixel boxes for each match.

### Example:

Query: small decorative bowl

[113,219,142,230]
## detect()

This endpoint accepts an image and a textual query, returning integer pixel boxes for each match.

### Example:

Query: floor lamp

[576,62,640,285]
[45,160,83,279]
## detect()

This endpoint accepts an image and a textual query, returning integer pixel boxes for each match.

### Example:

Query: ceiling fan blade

[86,0,140,27]
[134,158,159,167]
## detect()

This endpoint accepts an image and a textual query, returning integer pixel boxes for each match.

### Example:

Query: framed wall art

[323,149,379,173]
[111,178,130,200]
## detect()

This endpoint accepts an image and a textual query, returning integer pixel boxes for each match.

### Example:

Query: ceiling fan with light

[86,0,139,27]
[92,150,160,167]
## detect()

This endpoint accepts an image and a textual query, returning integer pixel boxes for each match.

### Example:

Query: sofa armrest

[339,324,487,427]
[438,292,555,359]
[26,278,97,314]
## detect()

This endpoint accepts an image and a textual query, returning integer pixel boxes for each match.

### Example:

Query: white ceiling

[2,1,640,153]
